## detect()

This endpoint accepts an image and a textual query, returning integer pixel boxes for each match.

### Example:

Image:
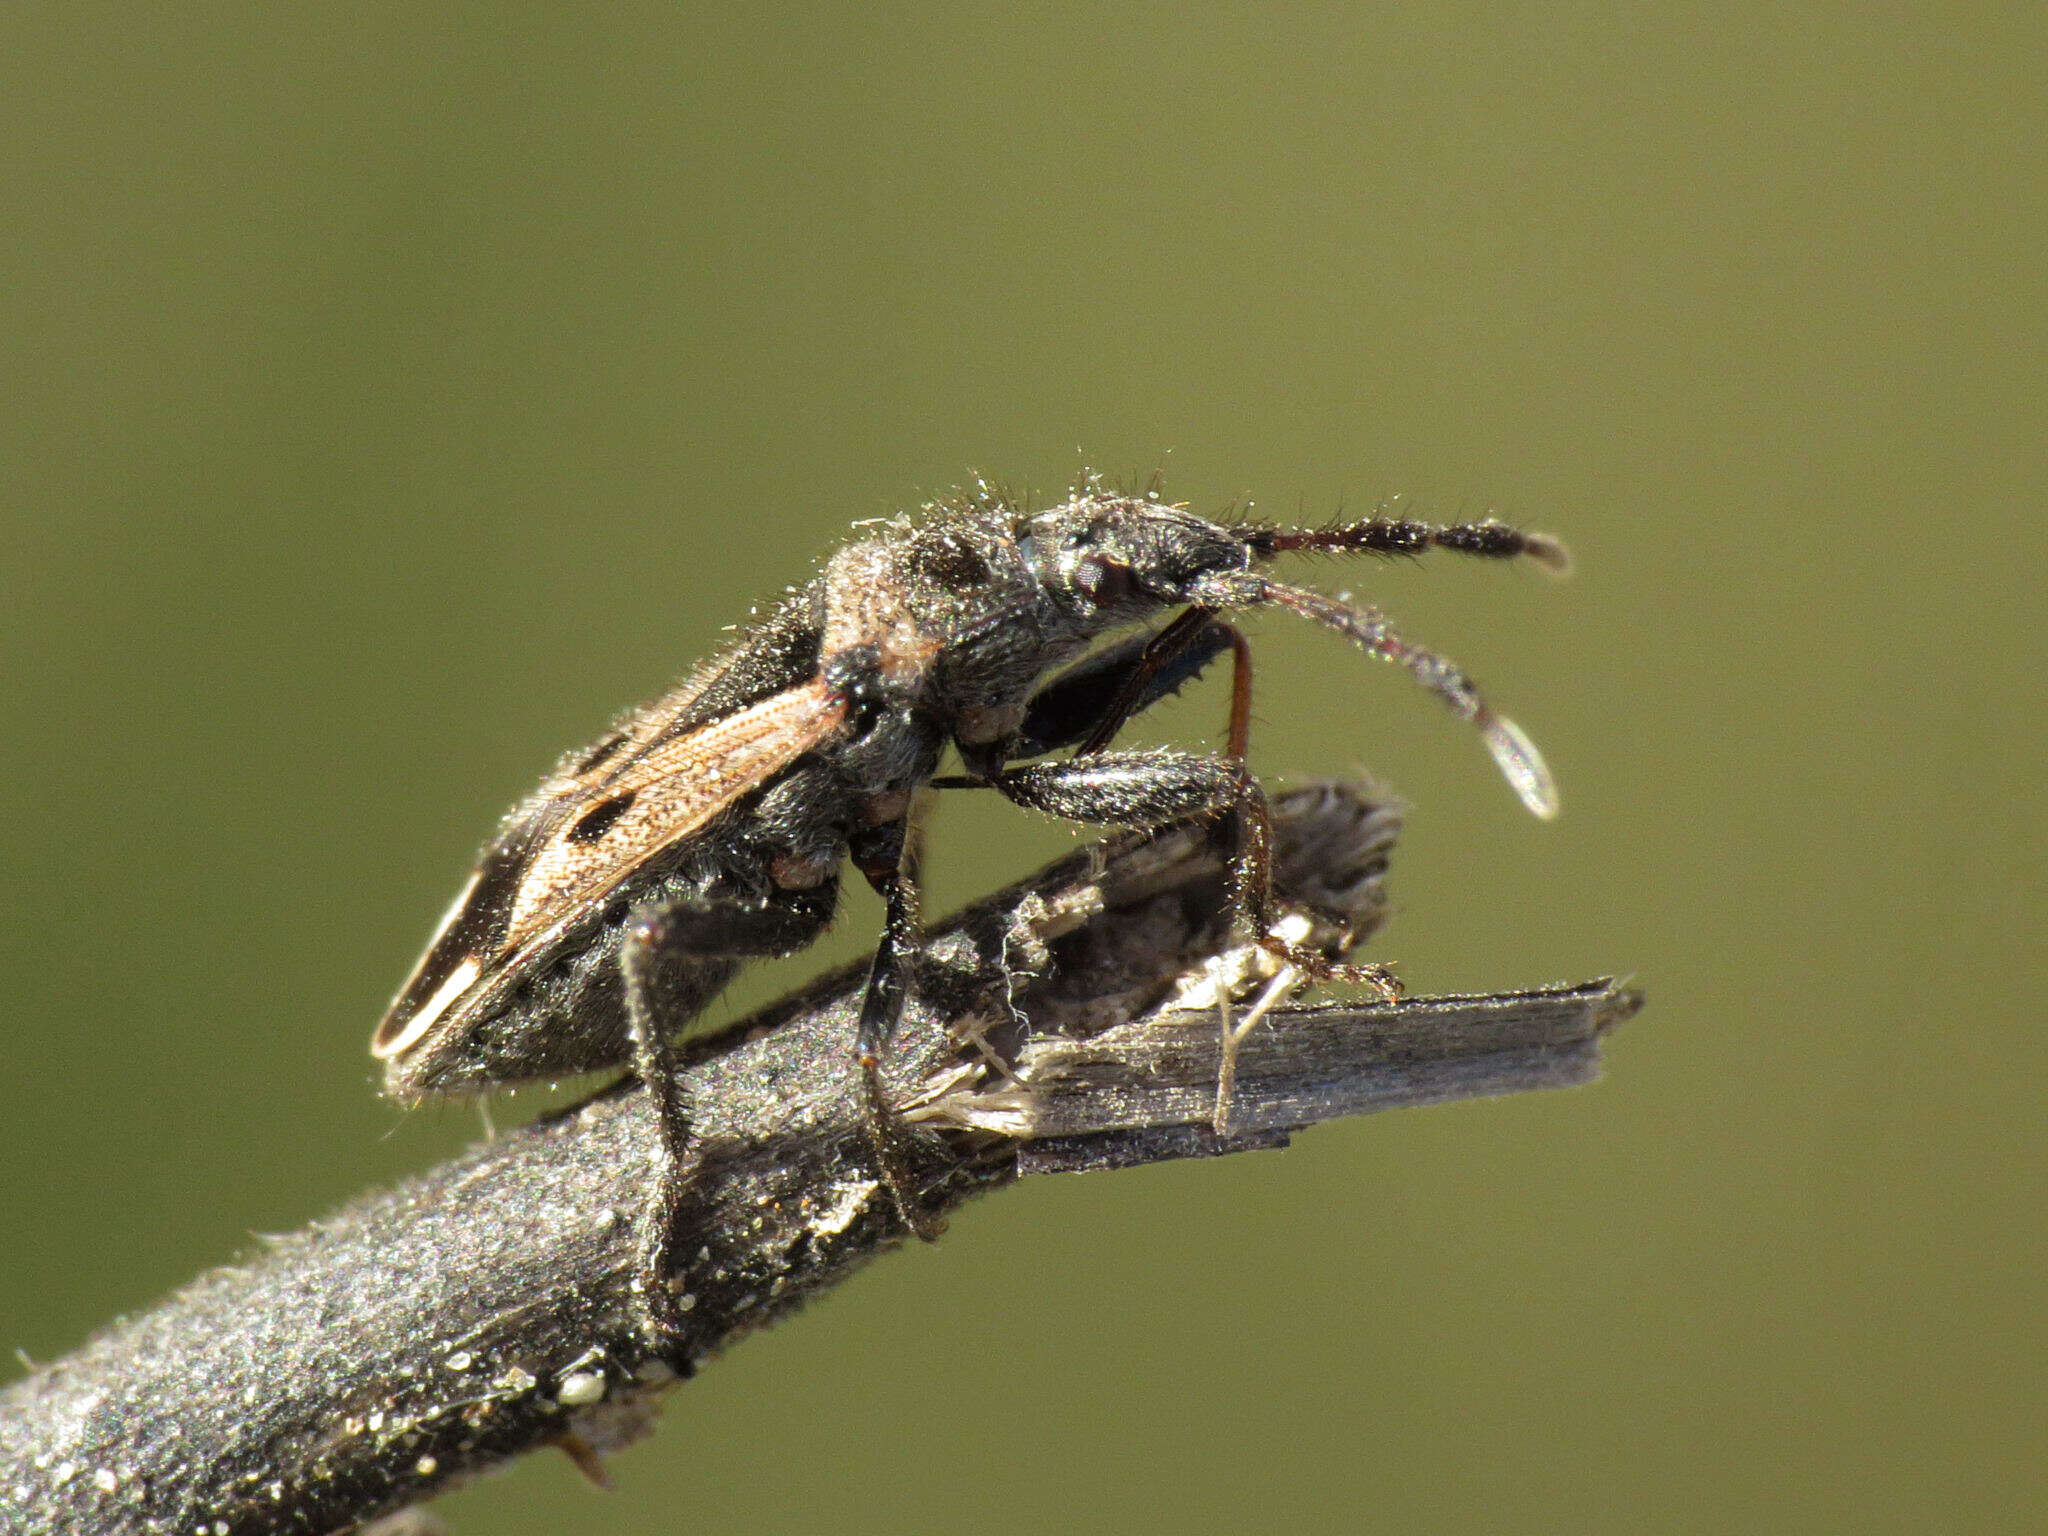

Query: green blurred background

[4,5,2040,1532]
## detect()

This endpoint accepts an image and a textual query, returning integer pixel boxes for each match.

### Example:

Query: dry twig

[0,781,1636,1534]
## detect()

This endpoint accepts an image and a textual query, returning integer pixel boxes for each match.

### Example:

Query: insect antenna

[1244,514,1571,575]
[1192,570,1560,820]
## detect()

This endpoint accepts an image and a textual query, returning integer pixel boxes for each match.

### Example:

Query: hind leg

[618,891,832,1360]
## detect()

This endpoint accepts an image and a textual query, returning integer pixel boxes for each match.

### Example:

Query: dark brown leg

[850,822,946,1241]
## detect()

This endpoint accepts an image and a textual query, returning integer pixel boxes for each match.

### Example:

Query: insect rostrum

[370,480,1568,1357]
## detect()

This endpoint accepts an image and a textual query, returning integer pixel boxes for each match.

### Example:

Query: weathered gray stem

[0,782,1636,1535]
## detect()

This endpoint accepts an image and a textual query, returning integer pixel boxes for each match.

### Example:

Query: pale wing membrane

[374,680,845,1061]
[503,679,847,946]
[372,817,561,1059]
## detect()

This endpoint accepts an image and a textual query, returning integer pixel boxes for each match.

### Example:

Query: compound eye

[1075,555,1131,605]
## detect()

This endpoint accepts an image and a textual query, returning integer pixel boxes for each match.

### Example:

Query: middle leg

[848,818,948,1242]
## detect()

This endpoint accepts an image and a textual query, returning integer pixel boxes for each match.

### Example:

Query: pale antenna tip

[1480,712,1561,820]
[1524,532,1573,578]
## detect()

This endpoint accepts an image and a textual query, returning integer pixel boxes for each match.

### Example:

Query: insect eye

[1075,555,1131,605]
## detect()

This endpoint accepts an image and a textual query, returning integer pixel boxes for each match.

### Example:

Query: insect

[371,480,1567,1355]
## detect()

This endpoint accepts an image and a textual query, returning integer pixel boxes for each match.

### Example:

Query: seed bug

[370,480,1568,1355]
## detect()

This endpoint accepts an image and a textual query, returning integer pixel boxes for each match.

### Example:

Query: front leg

[992,751,1397,996]
[1007,614,1241,760]
[619,891,833,1360]
[1072,608,1254,759]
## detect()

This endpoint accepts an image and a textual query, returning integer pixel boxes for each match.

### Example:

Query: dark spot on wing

[569,790,638,844]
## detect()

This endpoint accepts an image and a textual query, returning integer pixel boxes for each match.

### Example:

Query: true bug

[371,481,1567,1354]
